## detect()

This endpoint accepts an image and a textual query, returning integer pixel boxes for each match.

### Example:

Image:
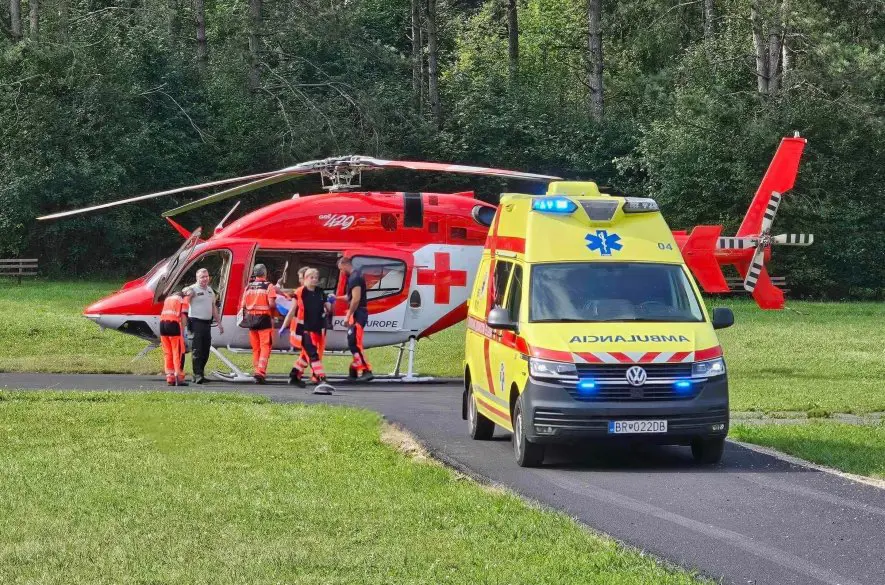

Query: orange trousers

[160,335,186,382]
[249,328,273,377]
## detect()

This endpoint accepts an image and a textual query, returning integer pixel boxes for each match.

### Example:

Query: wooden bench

[723,276,789,293]
[0,258,39,284]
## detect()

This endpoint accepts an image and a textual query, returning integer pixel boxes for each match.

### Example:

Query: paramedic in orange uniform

[159,289,189,386]
[240,264,277,384]
[282,268,331,387]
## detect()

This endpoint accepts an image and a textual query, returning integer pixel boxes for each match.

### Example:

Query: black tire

[512,396,545,467]
[467,386,495,440]
[691,437,725,464]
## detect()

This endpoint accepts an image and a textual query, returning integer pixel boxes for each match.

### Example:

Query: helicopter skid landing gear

[209,346,256,383]
[389,337,432,383]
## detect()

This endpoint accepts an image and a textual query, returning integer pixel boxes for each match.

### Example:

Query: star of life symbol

[585,230,623,256]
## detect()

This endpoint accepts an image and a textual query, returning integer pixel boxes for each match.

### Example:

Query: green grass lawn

[0,280,463,378]
[2,280,884,478]
[0,391,707,585]
[730,422,885,480]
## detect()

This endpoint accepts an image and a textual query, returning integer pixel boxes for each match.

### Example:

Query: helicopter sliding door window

[251,250,341,294]
[350,256,407,300]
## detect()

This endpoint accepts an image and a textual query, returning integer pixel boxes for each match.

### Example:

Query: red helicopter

[37,138,811,381]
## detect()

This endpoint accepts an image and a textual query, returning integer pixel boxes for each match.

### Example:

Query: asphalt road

[3,373,884,585]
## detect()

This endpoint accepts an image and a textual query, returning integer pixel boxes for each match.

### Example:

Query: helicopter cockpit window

[151,227,204,300]
[351,256,407,300]
[167,250,232,310]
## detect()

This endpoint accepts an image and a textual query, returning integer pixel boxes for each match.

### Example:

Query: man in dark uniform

[337,256,373,381]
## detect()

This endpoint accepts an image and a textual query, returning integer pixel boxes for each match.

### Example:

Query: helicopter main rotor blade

[355,157,562,182]
[36,169,290,221]
[162,171,298,217]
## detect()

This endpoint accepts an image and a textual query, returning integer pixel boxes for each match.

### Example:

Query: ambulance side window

[505,264,523,322]
[493,260,512,307]
[469,258,490,317]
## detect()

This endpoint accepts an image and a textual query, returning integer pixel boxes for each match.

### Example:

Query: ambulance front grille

[570,363,700,401]
[532,409,728,432]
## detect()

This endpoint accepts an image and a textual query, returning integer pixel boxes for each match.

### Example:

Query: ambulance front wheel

[467,386,495,441]
[691,437,725,464]
[513,396,545,467]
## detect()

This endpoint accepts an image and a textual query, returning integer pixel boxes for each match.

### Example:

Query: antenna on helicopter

[214,201,241,235]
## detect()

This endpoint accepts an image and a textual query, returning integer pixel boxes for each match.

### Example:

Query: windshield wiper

[597,317,695,322]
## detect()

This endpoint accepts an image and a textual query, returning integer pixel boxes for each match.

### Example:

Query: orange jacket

[160,295,189,323]
[241,278,277,315]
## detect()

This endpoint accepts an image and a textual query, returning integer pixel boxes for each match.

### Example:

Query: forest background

[1,0,883,299]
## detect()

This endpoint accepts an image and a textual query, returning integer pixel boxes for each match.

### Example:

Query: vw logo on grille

[626,366,647,387]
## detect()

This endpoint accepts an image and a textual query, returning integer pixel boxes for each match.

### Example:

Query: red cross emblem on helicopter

[416,252,468,304]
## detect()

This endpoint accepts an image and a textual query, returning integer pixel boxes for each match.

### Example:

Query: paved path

[2,373,884,585]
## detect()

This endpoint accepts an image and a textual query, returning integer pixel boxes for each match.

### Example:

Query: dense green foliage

[1,0,883,297]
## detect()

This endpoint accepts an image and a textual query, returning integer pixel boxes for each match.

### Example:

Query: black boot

[288,368,306,388]
[358,370,374,382]
[348,365,358,380]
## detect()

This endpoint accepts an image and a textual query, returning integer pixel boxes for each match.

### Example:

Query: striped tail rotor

[743,246,767,293]
[772,233,814,246]
[717,236,758,250]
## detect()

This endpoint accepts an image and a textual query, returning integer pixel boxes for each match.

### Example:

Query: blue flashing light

[577,379,598,394]
[532,197,577,214]
[674,380,693,393]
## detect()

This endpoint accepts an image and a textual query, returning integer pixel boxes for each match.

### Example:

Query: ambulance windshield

[530,262,704,323]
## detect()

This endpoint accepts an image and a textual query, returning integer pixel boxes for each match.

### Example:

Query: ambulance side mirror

[711,308,734,330]
[488,307,518,332]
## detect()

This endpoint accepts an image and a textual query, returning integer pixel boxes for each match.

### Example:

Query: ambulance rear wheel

[691,437,725,464]
[468,387,495,440]
[513,397,544,467]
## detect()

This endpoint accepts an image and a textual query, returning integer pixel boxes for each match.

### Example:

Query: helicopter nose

[83,286,157,327]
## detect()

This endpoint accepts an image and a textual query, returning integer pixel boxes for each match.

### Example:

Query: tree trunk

[28,0,38,39]
[10,0,22,41]
[425,0,440,127]
[418,9,424,114]
[507,0,519,79]
[703,0,715,41]
[780,0,790,86]
[751,2,768,94]
[587,0,603,122]
[411,0,422,108]
[58,0,69,42]
[248,0,262,90]
[194,0,208,69]
[767,3,782,94]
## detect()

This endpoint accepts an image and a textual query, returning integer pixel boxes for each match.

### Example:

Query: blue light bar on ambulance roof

[622,197,659,213]
[532,197,577,214]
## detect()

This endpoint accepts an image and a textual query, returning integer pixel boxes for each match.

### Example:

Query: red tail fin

[682,226,729,292]
[737,136,806,236]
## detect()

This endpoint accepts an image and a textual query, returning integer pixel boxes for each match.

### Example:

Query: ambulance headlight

[531,197,577,214]
[622,197,659,213]
[692,358,726,378]
[529,358,578,380]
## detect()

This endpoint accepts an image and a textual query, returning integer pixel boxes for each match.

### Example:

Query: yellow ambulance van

[462,181,734,467]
